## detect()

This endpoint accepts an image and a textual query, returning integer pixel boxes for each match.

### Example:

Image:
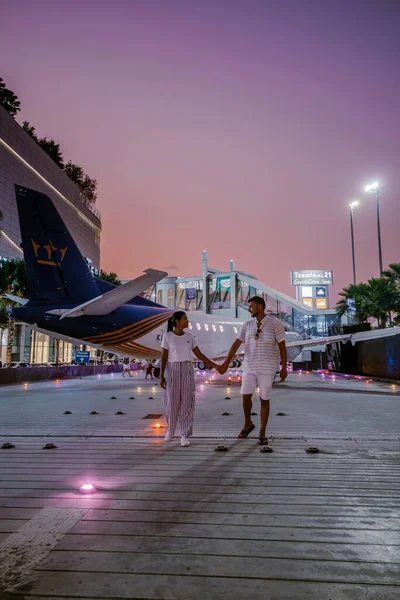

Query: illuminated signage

[185,287,196,301]
[301,286,313,297]
[316,298,327,309]
[315,286,326,298]
[292,270,333,286]
[178,280,198,289]
[218,278,231,290]
[210,277,230,292]
[302,298,313,308]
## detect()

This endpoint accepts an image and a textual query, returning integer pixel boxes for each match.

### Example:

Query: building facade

[142,252,342,339]
[0,105,102,364]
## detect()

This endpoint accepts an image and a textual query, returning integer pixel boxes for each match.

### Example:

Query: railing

[86,203,101,219]
[238,302,324,339]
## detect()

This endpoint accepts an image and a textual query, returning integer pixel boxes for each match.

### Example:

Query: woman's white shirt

[161,331,198,362]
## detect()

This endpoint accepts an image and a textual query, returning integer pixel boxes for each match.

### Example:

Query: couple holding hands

[160,297,287,447]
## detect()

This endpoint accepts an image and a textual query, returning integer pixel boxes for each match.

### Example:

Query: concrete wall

[338,335,400,380]
[0,105,101,267]
[0,364,123,385]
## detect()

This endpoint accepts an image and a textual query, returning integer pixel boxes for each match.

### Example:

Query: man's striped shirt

[238,315,286,374]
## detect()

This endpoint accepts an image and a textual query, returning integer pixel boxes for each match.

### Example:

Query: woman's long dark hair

[167,311,186,332]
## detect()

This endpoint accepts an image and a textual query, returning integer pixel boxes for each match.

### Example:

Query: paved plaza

[0,371,399,599]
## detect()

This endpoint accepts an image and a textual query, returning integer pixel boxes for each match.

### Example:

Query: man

[219,296,287,446]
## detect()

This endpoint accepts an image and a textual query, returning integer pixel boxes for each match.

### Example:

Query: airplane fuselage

[13,303,304,362]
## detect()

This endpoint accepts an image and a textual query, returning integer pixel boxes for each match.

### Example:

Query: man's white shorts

[241,373,275,399]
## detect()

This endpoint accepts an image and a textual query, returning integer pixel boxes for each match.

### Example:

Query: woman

[160,311,217,447]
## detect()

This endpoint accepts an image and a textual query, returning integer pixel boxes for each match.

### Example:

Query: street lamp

[348,200,359,285]
[364,181,384,274]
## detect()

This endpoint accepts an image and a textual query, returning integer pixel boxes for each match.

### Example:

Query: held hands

[160,376,167,389]
[280,367,288,382]
[209,362,220,371]
[217,361,229,375]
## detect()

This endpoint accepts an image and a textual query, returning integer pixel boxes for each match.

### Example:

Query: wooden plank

[0,458,396,470]
[83,504,400,518]
[0,519,28,532]
[1,471,400,483]
[2,500,398,518]
[79,510,400,531]
[0,507,87,593]
[1,496,399,511]
[38,550,400,584]
[1,479,399,491]
[1,465,399,478]
[22,571,400,600]
[0,507,40,519]
[57,533,400,563]
[69,519,400,545]
[0,488,400,510]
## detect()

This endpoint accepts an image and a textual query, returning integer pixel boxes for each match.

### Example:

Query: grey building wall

[0,105,101,267]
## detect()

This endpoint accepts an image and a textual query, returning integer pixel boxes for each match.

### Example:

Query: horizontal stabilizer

[4,294,29,306]
[60,268,167,319]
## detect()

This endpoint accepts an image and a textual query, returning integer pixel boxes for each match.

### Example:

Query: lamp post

[364,182,384,274]
[348,200,359,285]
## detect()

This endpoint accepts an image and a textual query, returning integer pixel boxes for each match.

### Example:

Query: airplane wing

[286,327,400,349]
[59,268,167,319]
[4,294,29,305]
[286,334,351,348]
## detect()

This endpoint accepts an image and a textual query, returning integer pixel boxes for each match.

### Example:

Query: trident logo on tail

[31,239,68,266]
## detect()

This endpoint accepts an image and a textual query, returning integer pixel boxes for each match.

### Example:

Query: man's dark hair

[249,296,266,309]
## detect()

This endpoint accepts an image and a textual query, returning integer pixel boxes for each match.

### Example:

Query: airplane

[10,185,400,369]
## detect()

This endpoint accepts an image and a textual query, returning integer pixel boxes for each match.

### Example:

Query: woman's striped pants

[162,361,196,438]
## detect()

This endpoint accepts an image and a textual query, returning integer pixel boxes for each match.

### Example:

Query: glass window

[157,290,163,304]
[167,288,174,308]
[209,277,231,309]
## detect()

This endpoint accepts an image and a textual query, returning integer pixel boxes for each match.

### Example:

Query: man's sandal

[238,424,255,438]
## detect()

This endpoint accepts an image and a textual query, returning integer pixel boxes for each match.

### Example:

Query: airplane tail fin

[15,185,99,305]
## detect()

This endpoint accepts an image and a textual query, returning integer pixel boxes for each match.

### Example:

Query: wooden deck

[0,373,399,599]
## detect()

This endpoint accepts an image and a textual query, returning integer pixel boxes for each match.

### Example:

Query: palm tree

[382,263,400,284]
[98,270,121,286]
[336,283,371,324]
[0,77,21,117]
[0,259,27,366]
[367,277,400,328]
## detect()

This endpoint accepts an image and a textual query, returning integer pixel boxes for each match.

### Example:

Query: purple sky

[1,0,399,302]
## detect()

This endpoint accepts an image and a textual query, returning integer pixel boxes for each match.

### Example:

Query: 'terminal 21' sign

[291,270,333,286]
